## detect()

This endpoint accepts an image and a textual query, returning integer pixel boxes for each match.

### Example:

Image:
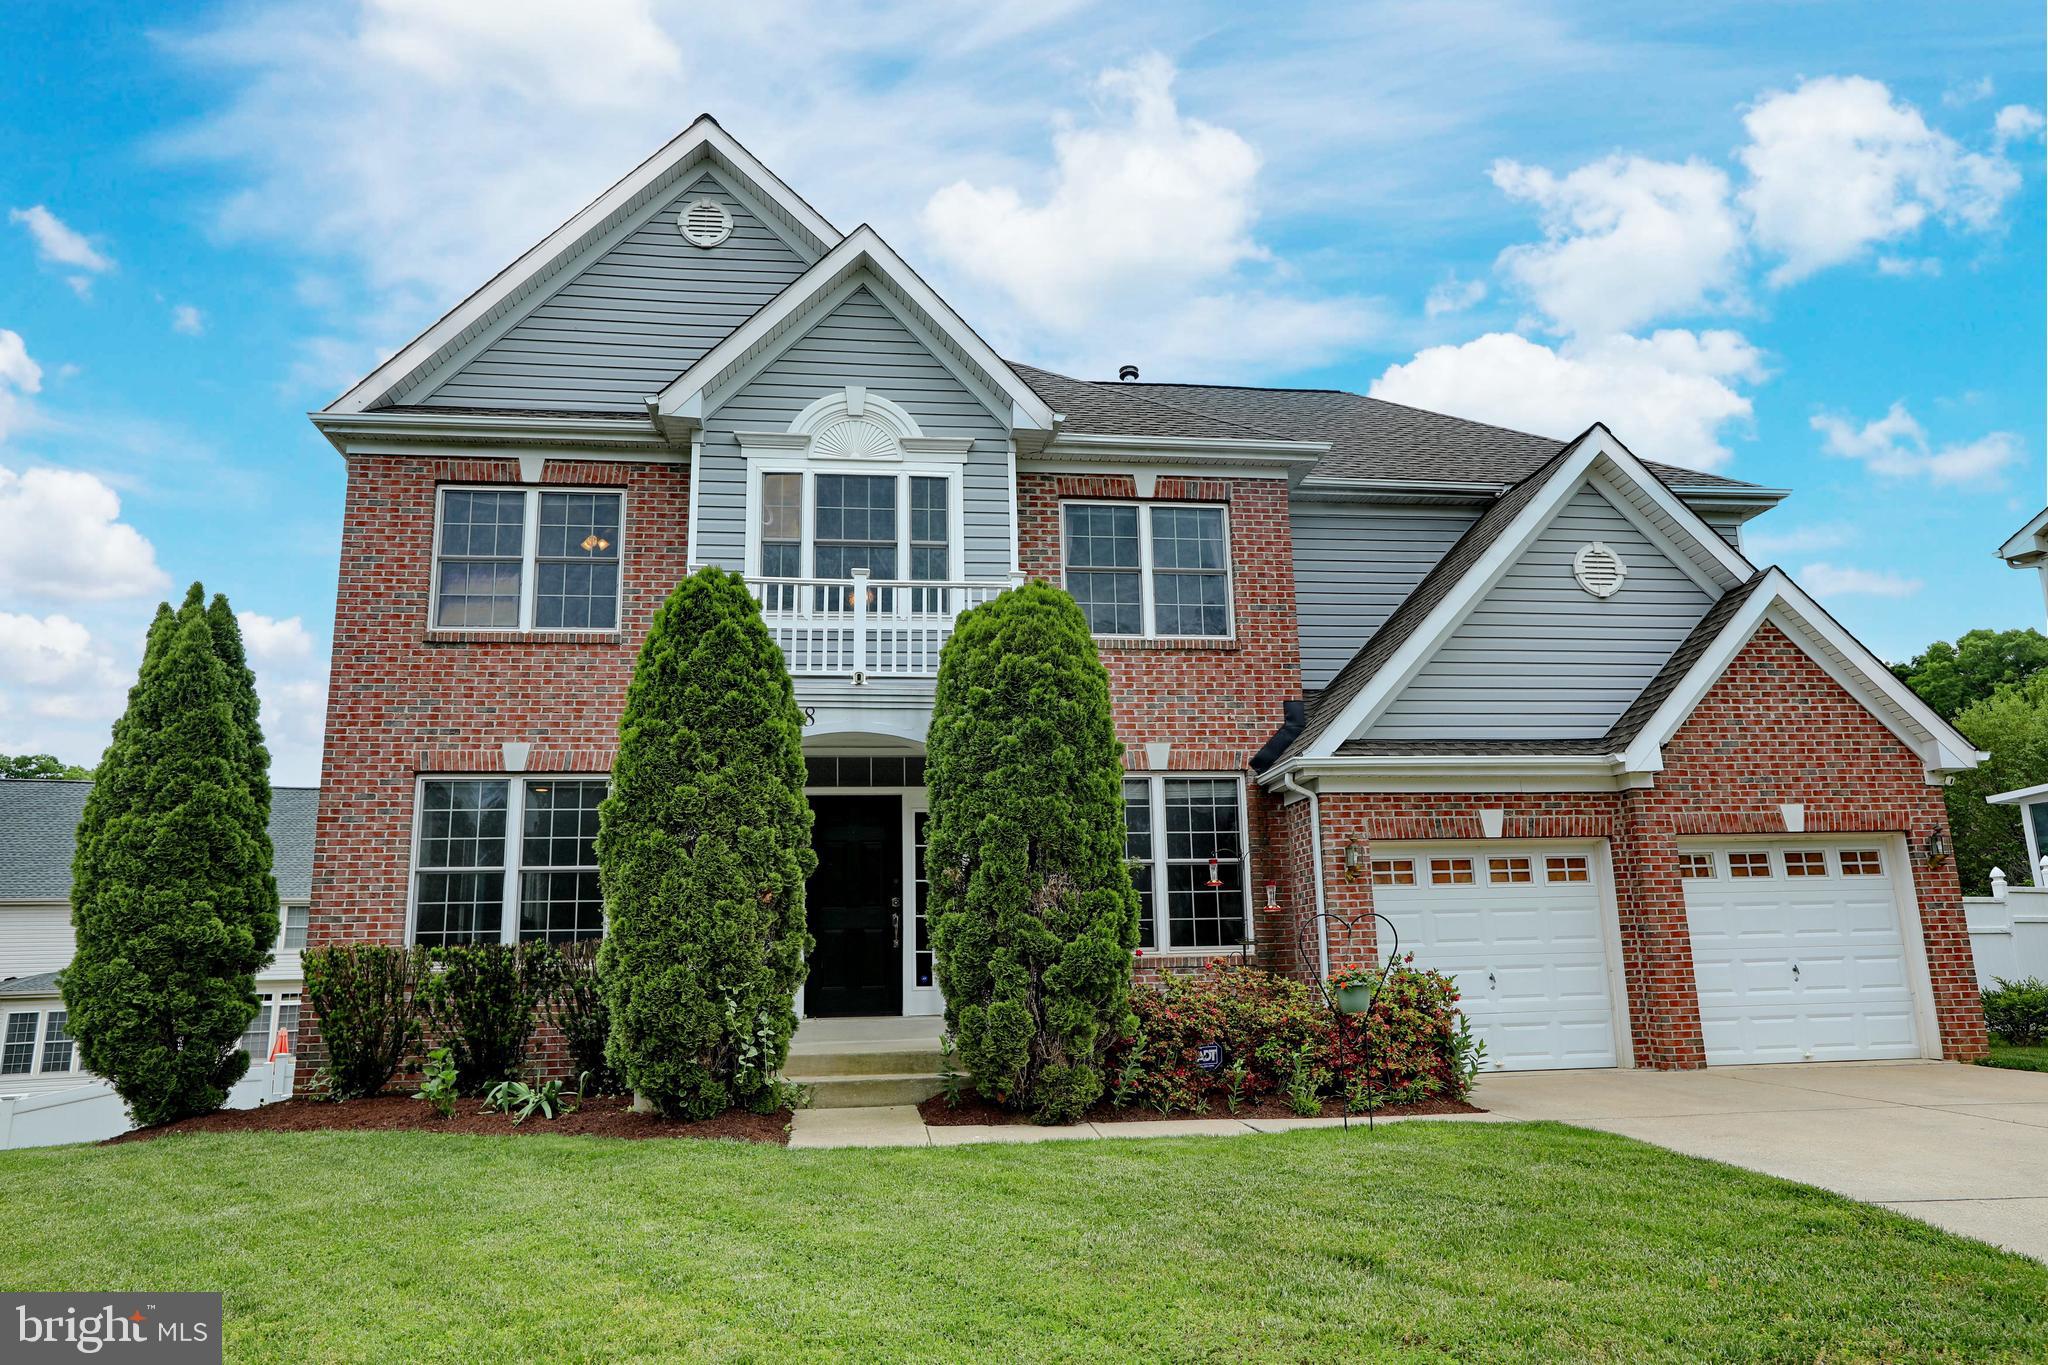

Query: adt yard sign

[1195,1042,1223,1071]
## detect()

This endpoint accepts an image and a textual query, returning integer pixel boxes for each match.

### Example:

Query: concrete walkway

[787,1104,1511,1149]
[1474,1060,2048,1262]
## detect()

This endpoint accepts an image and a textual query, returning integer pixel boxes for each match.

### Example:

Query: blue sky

[1,0,2042,783]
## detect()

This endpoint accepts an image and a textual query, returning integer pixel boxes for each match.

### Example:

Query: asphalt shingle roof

[0,781,319,902]
[1015,369,1762,492]
[0,970,61,999]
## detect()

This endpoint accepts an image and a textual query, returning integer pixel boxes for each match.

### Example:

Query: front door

[805,795,904,1017]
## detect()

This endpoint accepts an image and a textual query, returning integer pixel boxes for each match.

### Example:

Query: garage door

[1681,841,1922,1064]
[1370,845,1619,1071]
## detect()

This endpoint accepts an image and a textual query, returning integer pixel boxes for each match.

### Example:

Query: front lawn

[4,1124,2043,1362]
[1981,1042,2048,1073]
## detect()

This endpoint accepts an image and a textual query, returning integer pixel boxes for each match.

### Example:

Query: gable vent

[677,198,733,248]
[1573,542,1627,599]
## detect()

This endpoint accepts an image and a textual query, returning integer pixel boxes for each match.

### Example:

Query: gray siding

[697,284,1012,580]
[1364,480,1715,741]
[1695,507,1746,551]
[414,173,809,410]
[1292,503,1479,689]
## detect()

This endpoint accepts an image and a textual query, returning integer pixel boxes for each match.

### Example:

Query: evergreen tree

[62,585,280,1126]
[925,582,1139,1124]
[596,567,814,1119]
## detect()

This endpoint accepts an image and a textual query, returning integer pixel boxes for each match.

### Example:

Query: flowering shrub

[1105,960,1479,1114]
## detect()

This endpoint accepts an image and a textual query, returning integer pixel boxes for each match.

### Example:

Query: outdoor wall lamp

[1343,838,1365,880]
[1923,827,1949,866]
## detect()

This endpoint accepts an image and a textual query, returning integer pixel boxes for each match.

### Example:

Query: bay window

[410,777,607,947]
[1063,502,1230,638]
[1122,775,1249,950]
[433,487,622,631]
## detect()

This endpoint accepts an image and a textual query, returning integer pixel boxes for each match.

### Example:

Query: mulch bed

[107,1094,792,1146]
[918,1092,1482,1126]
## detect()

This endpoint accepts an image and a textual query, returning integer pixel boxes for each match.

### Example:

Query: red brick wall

[1273,622,1985,1067]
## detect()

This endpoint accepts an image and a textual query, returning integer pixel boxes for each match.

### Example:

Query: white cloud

[170,304,206,336]
[1369,328,1765,470]
[1738,76,2022,285]
[0,464,169,601]
[1811,401,2019,485]
[1994,104,2046,149]
[232,611,327,784]
[1874,255,1941,277]
[1796,562,1922,599]
[0,611,128,729]
[1943,76,1995,108]
[0,329,43,442]
[8,205,115,280]
[1742,522,1854,560]
[236,611,314,664]
[1490,155,1742,335]
[1424,275,1487,318]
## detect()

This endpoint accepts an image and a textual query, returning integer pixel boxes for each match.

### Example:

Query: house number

[801,707,816,727]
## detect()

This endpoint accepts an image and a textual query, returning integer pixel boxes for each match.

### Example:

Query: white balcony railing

[747,569,1016,680]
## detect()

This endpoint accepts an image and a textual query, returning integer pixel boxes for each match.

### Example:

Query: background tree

[1945,671,2048,895]
[0,752,93,780]
[925,582,1140,1124]
[596,567,813,1119]
[1893,627,2048,720]
[62,585,280,1126]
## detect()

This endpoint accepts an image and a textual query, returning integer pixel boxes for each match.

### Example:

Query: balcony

[747,569,1016,681]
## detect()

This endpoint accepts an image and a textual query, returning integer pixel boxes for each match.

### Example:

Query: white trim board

[325,116,841,416]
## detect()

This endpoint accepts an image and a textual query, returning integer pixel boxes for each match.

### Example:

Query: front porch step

[786,1072,944,1109]
[782,1046,945,1077]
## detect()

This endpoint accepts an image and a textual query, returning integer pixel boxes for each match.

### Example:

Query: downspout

[1278,767,1330,980]
[685,432,703,569]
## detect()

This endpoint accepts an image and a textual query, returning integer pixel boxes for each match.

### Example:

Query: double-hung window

[0,1009,78,1077]
[411,777,607,946]
[239,993,301,1058]
[1122,775,1249,950]
[1063,502,1230,638]
[753,469,956,610]
[433,487,623,631]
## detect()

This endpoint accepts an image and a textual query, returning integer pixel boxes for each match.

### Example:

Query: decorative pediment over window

[739,385,973,462]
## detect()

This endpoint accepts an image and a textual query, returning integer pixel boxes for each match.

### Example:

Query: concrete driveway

[1473,1061,2048,1261]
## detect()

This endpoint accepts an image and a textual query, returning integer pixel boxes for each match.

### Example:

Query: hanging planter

[1333,981,1377,1015]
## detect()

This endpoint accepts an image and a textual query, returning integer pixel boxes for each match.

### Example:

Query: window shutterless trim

[428,485,627,634]
[1058,499,1236,641]
[1122,772,1253,951]
[406,774,610,947]
[743,460,964,588]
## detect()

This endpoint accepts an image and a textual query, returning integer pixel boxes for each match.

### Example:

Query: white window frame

[0,1007,81,1078]
[239,992,303,1059]
[429,486,628,633]
[404,775,609,947]
[278,901,309,952]
[743,459,967,590]
[1122,772,1253,952]
[1059,499,1236,641]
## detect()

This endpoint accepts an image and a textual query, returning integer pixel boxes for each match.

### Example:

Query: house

[1997,506,2048,628]
[0,779,318,1097]
[302,115,1988,1078]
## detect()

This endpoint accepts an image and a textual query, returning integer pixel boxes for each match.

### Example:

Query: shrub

[598,567,814,1119]
[1984,977,2048,1046]
[417,943,558,1096]
[927,583,1140,1124]
[1326,961,1476,1105]
[413,1047,458,1117]
[303,943,424,1100]
[547,940,621,1095]
[62,584,280,1126]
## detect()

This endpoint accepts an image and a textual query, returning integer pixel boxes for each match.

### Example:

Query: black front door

[806,795,903,1017]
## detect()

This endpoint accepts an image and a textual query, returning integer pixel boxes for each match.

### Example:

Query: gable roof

[1280,424,1757,762]
[325,115,841,416]
[1017,370,1775,495]
[1999,506,2048,564]
[654,226,1057,439]
[0,782,319,902]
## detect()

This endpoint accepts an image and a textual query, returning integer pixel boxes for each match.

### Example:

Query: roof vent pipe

[1118,364,1139,381]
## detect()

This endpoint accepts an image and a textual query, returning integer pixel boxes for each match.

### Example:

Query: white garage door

[1370,845,1619,1071]
[1682,841,1922,1064]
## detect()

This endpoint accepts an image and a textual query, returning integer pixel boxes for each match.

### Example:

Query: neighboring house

[0,780,317,1098]
[302,115,1987,1078]
[1997,506,2048,628]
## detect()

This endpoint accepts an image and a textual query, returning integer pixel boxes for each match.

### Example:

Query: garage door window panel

[1728,852,1773,878]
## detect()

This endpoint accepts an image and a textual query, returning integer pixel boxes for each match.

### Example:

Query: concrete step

[785,1072,945,1109]
[782,1046,946,1077]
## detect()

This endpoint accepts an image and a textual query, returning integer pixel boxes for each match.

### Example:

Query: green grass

[3,1124,2043,1362]
[1981,1041,2048,1073]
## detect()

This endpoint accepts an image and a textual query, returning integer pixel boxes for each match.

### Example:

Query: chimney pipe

[1118,364,1139,382]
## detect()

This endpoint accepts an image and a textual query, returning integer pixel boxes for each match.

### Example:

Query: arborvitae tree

[596,567,814,1119]
[62,585,280,1126]
[926,582,1140,1124]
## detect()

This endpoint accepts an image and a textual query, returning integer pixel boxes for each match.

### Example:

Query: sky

[0,0,2042,785]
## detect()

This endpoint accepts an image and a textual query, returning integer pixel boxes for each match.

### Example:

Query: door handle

[892,912,901,950]
[1487,971,1496,989]
[1792,963,1800,980]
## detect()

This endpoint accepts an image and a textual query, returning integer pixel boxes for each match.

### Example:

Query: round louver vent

[677,198,733,248]
[1573,542,1627,598]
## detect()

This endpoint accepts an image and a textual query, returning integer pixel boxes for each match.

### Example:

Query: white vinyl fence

[0,1056,295,1150]
[1964,865,2048,989]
